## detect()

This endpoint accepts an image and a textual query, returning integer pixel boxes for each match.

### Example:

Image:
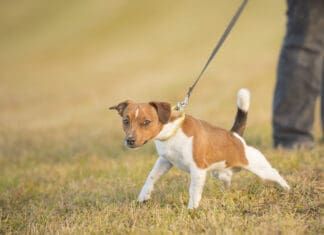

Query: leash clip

[175,95,189,111]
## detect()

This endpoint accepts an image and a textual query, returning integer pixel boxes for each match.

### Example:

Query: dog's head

[109,100,171,148]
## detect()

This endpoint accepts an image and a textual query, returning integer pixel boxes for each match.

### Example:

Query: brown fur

[181,115,248,169]
[230,108,248,136]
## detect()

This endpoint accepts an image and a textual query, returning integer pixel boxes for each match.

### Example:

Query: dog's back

[181,115,248,169]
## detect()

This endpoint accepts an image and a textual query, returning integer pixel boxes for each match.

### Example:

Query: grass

[0,0,323,234]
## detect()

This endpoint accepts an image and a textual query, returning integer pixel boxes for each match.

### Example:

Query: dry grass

[0,0,323,234]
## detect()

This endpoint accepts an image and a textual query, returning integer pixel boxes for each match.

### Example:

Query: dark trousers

[272,0,324,146]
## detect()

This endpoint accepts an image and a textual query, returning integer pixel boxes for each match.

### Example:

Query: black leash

[176,0,249,111]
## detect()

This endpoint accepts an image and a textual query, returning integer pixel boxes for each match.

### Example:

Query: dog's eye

[123,118,129,125]
[143,120,151,126]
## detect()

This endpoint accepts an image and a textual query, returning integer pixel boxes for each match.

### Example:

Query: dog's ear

[149,101,171,124]
[109,100,132,116]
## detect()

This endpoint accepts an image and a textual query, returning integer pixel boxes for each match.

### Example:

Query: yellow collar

[155,109,185,142]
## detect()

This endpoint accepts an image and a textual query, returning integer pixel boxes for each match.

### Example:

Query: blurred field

[0,0,323,234]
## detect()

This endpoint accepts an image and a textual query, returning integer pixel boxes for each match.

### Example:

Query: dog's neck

[154,112,185,141]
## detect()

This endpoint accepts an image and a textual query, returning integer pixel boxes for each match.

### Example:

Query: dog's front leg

[138,157,172,202]
[188,168,206,209]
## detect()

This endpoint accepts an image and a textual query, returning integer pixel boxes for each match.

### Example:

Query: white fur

[188,168,206,209]
[155,122,211,208]
[138,157,172,202]
[154,115,185,140]
[237,88,250,112]
[233,132,246,145]
[233,133,290,190]
[243,146,290,190]
[135,108,139,118]
[155,130,194,172]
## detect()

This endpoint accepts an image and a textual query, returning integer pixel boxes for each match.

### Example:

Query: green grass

[0,143,322,234]
[0,0,323,234]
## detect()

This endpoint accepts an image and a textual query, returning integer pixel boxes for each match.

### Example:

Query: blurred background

[1,1,323,233]
[1,0,323,159]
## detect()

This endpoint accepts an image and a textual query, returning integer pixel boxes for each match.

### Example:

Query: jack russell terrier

[110,89,290,209]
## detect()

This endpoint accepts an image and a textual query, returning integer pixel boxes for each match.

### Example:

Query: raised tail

[230,88,250,136]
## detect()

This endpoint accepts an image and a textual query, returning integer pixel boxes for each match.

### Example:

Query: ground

[0,0,323,234]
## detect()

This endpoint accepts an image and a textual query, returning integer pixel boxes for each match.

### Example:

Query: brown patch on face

[110,101,171,148]
[182,115,248,169]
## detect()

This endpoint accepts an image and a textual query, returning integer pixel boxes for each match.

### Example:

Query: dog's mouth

[125,140,148,149]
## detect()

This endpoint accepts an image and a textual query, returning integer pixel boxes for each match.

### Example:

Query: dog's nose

[126,137,136,146]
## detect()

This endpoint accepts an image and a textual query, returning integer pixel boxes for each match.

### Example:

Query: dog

[110,88,290,209]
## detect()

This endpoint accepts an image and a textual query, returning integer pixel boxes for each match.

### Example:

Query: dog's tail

[230,88,250,136]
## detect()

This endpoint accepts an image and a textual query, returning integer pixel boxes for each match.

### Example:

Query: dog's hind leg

[212,169,233,189]
[243,146,290,190]
[138,157,173,202]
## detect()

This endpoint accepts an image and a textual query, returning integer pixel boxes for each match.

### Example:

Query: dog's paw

[282,183,291,191]
[187,201,199,210]
[137,193,151,203]
[187,204,199,210]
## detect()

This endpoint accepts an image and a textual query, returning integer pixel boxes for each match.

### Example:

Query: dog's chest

[154,130,194,172]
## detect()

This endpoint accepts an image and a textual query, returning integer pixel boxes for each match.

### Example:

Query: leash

[175,0,249,111]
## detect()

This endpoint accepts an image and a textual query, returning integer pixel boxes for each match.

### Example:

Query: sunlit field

[0,0,322,234]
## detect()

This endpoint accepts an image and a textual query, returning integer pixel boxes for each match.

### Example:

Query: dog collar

[155,109,185,142]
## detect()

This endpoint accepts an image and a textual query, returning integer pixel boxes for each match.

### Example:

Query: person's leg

[272,0,324,149]
[322,58,324,138]
[273,46,322,148]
